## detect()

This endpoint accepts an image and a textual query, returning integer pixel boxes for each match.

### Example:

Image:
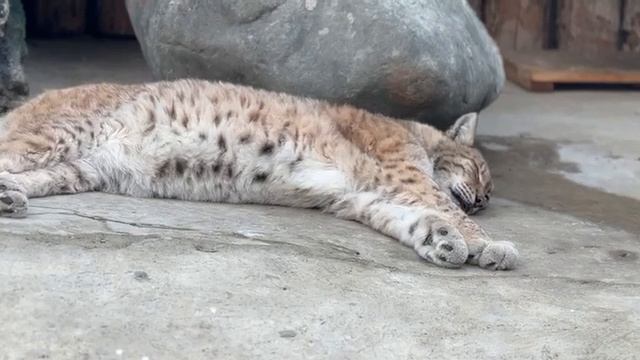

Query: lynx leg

[0,139,52,173]
[0,160,102,217]
[370,162,519,270]
[328,192,469,268]
[421,202,518,270]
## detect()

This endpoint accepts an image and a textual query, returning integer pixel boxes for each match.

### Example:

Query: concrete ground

[1,39,639,360]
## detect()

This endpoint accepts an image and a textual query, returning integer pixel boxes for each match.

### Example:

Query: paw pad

[478,241,519,270]
[414,222,468,268]
[0,174,28,218]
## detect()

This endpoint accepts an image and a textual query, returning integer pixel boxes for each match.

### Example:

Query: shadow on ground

[479,135,640,235]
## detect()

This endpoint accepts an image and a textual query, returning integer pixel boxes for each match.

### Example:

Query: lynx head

[433,113,493,214]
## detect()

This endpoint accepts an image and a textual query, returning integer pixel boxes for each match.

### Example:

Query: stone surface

[0,0,28,113]
[125,0,504,128]
[1,195,639,359]
[1,40,640,359]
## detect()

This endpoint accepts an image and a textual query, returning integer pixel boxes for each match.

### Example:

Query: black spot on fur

[253,172,269,182]
[146,108,156,122]
[182,114,189,128]
[175,158,187,176]
[199,132,207,141]
[167,102,176,120]
[248,111,259,122]
[277,133,286,146]
[212,162,222,174]
[408,221,418,236]
[441,243,454,252]
[401,178,417,184]
[260,142,274,155]
[226,164,234,178]
[156,160,172,178]
[144,122,156,135]
[423,230,433,246]
[218,135,227,153]
[239,134,252,144]
[68,163,85,184]
[289,154,303,170]
[214,115,221,125]
[194,162,206,178]
[74,126,84,133]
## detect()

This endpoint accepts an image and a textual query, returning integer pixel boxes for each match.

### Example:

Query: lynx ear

[446,112,478,146]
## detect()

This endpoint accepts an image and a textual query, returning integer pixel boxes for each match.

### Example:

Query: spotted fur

[0,79,518,270]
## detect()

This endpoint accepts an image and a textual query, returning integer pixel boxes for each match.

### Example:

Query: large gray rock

[0,0,28,113]
[126,0,504,127]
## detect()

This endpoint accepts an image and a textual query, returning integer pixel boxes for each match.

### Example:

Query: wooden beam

[503,49,640,91]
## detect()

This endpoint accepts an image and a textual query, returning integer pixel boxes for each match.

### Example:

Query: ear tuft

[446,112,478,146]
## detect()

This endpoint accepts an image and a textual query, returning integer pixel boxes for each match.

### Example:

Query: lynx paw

[414,222,468,268]
[0,174,28,218]
[477,241,519,270]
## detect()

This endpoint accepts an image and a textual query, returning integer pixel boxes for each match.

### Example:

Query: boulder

[126,0,504,127]
[0,0,28,113]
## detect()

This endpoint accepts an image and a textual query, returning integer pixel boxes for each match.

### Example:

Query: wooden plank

[504,57,555,91]
[96,0,134,36]
[483,0,549,51]
[557,0,620,53]
[502,50,640,91]
[514,0,548,50]
[23,0,87,36]
[622,0,640,52]
[484,0,522,50]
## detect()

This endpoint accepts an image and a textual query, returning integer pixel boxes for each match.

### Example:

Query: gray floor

[1,39,639,360]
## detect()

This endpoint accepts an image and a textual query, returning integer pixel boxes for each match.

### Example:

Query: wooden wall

[623,0,640,51]
[23,0,87,35]
[19,0,640,51]
[470,0,640,53]
[23,0,134,37]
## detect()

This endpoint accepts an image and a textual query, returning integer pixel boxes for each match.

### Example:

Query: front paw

[0,174,28,218]
[477,241,519,270]
[414,221,468,268]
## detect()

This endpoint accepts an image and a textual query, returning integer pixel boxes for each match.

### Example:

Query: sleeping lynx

[0,79,518,270]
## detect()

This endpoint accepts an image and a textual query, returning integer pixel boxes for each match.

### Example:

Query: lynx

[0,79,517,270]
